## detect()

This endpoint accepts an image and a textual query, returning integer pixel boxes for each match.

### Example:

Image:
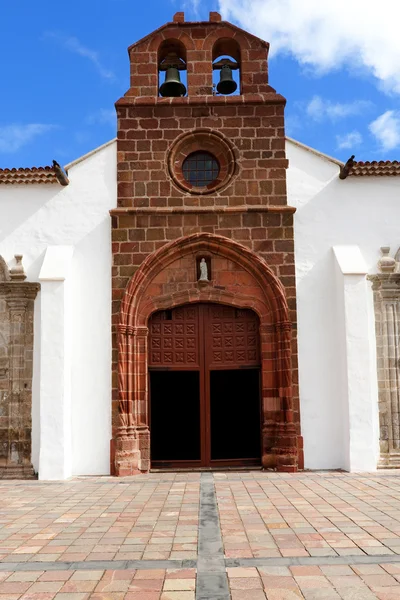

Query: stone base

[378,453,400,469]
[272,423,299,472]
[114,425,150,476]
[0,464,36,479]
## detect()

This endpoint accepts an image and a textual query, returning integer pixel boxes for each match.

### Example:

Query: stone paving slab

[0,565,400,599]
[214,472,400,560]
[0,567,197,599]
[1,472,400,598]
[226,563,400,599]
[0,475,200,564]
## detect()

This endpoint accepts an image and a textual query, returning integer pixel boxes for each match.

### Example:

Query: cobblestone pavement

[0,472,400,598]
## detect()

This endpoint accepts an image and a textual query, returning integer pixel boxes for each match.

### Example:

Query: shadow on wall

[0,187,59,247]
[293,174,364,470]
[70,219,112,476]
[293,163,400,470]
[0,140,117,282]
[296,248,345,469]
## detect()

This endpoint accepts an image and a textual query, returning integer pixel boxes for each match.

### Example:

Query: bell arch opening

[212,38,241,96]
[158,38,188,98]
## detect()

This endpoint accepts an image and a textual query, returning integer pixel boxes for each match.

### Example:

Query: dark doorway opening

[150,370,201,463]
[210,369,261,462]
[148,304,262,469]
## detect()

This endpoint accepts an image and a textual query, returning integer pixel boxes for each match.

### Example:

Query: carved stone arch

[115,233,298,475]
[121,233,289,327]
[148,29,196,53]
[0,256,10,282]
[205,26,251,51]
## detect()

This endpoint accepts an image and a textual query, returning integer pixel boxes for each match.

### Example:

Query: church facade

[0,13,399,479]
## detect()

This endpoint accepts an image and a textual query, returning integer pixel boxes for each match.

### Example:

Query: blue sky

[1,0,399,168]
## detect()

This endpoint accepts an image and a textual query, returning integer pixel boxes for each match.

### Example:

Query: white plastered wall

[0,140,117,476]
[287,139,400,470]
[1,134,399,476]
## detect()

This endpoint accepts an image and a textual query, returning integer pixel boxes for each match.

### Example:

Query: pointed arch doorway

[149,302,262,468]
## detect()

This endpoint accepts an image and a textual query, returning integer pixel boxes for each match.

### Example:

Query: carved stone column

[260,321,298,472]
[115,325,150,476]
[260,323,279,469]
[370,271,400,468]
[0,276,40,478]
[273,321,298,472]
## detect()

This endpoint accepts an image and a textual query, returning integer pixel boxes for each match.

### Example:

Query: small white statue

[199,258,209,281]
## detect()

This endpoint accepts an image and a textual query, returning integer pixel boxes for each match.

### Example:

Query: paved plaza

[1,472,400,598]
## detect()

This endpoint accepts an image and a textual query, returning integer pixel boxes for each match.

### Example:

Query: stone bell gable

[125,11,272,98]
[115,14,288,211]
[111,12,302,475]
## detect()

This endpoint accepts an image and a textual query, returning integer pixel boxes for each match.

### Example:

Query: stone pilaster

[370,273,400,468]
[0,278,40,479]
[115,325,150,475]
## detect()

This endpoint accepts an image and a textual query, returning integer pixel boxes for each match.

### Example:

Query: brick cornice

[110,205,296,216]
[115,93,286,108]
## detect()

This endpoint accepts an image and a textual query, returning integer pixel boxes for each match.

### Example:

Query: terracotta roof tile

[0,166,61,185]
[349,160,400,177]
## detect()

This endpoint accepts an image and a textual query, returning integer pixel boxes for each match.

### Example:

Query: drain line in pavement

[196,472,230,600]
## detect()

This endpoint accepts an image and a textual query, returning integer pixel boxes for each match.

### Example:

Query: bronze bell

[217,64,238,95]
[159,66,186,97]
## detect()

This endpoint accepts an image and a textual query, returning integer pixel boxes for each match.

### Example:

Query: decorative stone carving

[378,247,396,273]
[0,255,40,479]
[370,271,400,468]
[9,255,27,281]
[198,258,208,281]
[115,233,300,475]
[0,257,10,283]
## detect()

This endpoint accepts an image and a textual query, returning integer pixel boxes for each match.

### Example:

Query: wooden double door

[149,303,261,468]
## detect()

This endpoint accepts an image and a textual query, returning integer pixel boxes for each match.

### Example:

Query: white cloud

[0,124,55,154]
[86,109,116,127]
[307,96,372,122]
[369,110,400,151]
[336,131,363,150]
[44,32,115,81]
[218,0,400,94]
[181,0,200,15]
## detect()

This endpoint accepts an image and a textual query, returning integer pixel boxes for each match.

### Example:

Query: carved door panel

[149,305,200,369]
[149,303,261,468]
[205,305,260,369]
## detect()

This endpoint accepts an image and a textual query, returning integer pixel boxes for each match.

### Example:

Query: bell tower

[111,12,302,475]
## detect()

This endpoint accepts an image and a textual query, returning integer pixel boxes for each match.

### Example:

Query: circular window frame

[182,151,220,188]
[168,130,236,195]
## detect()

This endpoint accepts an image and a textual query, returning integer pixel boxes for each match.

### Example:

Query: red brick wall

[112,14,302,470]
[116,102,287,208]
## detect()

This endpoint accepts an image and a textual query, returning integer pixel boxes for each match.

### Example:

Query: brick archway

[115,233,300,475]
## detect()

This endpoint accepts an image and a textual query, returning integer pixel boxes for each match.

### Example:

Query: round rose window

[168,130,236,194]
[182,151,220,188]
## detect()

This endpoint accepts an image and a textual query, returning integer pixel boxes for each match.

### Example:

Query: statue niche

[197,256,211,284]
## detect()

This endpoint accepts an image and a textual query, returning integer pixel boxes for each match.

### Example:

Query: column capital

[1,282,40,303]
[369,273,400,296]
[117,324,148,337]
[275,321,292,333]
